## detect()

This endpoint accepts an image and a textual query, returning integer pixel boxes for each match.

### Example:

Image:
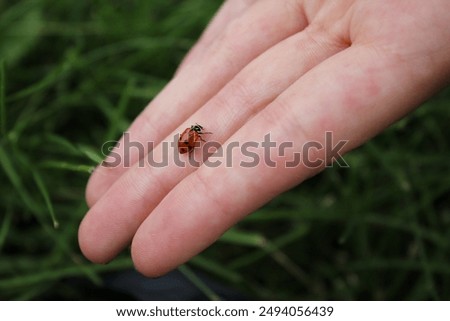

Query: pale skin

[78,0,450,276]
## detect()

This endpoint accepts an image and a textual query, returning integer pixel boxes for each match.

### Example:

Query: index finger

[85,0,308,207]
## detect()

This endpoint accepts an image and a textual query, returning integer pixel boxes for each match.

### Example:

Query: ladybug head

[191,124,204,132]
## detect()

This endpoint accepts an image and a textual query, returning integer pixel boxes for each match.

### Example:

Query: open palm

[79,0,450,276]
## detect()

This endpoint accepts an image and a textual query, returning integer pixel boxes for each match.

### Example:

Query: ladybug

[178,124,211,154]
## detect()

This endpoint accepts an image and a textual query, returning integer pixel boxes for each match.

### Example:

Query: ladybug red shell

[178,124,211,154]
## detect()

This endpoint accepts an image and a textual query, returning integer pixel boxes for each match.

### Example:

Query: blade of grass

[364,214,448,248]
[0,205,12,253]
[0,60,5,136]
[77,144,103,164]
[0,145,37,209]
[32,170,59,229]
[178,265,221,301]
[414,235,439,299]
[0,1,43,65]
[261,238,311,288]
[6,47,78,102]
[14,283,53,301]
[221,227,311,287]
[45,134,81,155]
[190,255,242,284]
[0,258,133,291]
[219,228,265,247]
[40,160,94,173]
[104,77,135,141]
[228,225,309,269]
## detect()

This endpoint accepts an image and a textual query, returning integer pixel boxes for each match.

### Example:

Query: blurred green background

[1,0,450,300]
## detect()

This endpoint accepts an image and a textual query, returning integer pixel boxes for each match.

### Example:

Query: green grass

[1,0,450,300]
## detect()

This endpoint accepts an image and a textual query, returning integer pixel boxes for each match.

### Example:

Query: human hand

[79,0,450,276]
